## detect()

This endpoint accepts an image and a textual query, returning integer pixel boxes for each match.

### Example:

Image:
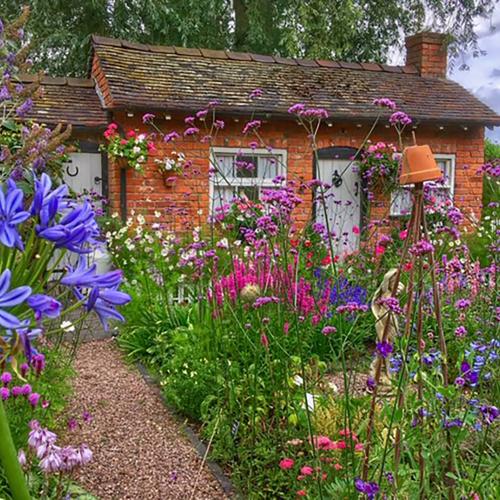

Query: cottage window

[210,148,287,210]
[390,154,455,216]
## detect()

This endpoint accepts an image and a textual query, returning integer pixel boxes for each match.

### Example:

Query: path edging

[135,361,236,498]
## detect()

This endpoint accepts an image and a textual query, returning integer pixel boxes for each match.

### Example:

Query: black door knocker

[332,170,343,187]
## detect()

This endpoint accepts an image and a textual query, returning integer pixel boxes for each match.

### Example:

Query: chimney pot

[405,32,448,78]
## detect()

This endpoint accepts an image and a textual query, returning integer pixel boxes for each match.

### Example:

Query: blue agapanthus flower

[27,294,62,320]
[73,283,130,331]
[0,179,31,249]
[37,200,100,253]
[31,173,69,227]
[61,257,130,330]
[0,269,32,329]
[61,257,123,289]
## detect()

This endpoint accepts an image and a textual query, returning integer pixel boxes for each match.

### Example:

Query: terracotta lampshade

[400,144,442,185]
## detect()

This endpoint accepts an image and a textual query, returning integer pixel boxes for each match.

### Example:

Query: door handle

[94,176,102,184]
[354,181,359,197]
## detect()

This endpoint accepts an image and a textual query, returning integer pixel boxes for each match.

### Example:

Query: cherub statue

[370,268,405,385]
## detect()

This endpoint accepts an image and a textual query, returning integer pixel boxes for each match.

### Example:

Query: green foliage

[0,0,495,76]
[484,138,500,162]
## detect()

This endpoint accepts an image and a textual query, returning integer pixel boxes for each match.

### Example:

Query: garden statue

[370,268,404,384]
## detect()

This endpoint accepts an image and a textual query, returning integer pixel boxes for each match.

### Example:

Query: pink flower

[184,127,200,136]
[399,229,408,240]
[300,466,313,476]
[28,392,41,407]
[352,225,360,234]
[260,333,269,349]
[242,119,262,134]
[375,245,385,257]
[279,458,294,470]
[297,490,307,497]
[321,326,337,336]
[283,322,290,335]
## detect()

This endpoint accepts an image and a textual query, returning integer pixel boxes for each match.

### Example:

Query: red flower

[321,255,332,266]
[126,130,136,138]
[279,458,294,470]
[297,490,307,497]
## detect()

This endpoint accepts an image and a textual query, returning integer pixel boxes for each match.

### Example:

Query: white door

[63,153,103,196]
[62,152,111,273]
[315,159,361,256]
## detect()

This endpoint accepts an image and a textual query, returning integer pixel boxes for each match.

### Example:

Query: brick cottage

[26,32,499,252]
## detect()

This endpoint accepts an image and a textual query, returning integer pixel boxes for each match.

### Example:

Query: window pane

[215,155,234,178]
[238,186,259,201]
[212,186,236,209]
[258,156,279,179]
[436,159,452,187]
[235,155,257,178]
[391,188,412,216]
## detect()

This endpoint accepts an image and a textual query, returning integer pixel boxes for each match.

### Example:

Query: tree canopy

[0,0,496,76]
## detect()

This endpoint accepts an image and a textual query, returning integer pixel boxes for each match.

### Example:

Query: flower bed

[108,98,499,498]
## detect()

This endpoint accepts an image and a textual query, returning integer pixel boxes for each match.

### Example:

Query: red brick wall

[106,111,484,232]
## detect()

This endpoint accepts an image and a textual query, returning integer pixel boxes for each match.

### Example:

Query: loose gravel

[66,339,227,500]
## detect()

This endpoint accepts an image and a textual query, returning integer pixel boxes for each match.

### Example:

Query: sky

[391,6,500,142]
[450,6,500,142]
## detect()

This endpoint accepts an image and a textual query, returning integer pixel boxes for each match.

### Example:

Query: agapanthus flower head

[142,112,155,123]
[28,294,62,320]
[0,269,32,328]
[0,179,31,249]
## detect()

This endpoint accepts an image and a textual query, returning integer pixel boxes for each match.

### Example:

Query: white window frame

[390,153,456,217]
[209,147,287,211]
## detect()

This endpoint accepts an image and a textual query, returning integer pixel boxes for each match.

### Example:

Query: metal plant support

[361,142,456,499]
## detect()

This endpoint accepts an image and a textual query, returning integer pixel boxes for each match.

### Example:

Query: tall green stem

[0,399,31,500]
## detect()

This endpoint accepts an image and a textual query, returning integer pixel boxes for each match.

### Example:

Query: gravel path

[66,339,227,500]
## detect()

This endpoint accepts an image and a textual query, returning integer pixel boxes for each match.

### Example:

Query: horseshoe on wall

[66,163,79,177]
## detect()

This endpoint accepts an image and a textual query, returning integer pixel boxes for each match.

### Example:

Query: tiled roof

[20,74,107,127]
[91,35,500,126]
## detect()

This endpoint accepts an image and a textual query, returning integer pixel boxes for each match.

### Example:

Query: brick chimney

[405,32,448,78]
